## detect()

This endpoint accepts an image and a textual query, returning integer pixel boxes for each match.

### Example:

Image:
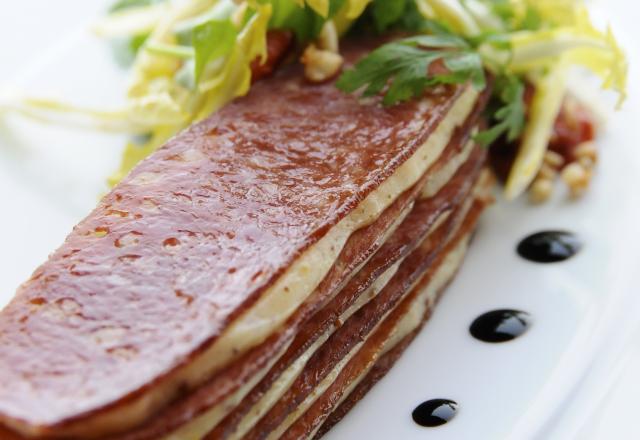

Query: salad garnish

[0,0,628,197]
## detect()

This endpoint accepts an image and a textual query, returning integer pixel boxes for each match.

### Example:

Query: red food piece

[489,86,597,182]
[250,31,294,83]
[549,97,596,163]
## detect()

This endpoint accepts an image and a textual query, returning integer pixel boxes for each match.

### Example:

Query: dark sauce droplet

[517,230,581,263]
[470,309,530,343]
[412,399,458,427]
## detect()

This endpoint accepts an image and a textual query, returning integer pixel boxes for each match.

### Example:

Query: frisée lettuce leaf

[0,0,628,199]
[338,0,627,198]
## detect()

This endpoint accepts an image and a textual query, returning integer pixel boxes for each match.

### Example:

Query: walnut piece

[301,21,344,83]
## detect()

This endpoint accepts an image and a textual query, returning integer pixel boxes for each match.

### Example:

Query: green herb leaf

[401,34,470,49]
[475,76,526,146]
[336,36,485,106]
[371,0,408,33]
[359,0,451,35]
[192,19,238,83]
[269,0,346,43]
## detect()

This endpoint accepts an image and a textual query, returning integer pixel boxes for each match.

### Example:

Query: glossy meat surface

[94,109,487,440]
[0,40,465,433]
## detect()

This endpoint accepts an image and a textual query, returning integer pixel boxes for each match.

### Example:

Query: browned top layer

[0,40,467,430]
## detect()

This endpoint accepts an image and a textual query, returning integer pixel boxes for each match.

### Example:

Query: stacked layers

[0,39,493,440]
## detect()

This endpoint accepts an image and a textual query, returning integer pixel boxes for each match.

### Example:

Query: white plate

[1,1,639,439]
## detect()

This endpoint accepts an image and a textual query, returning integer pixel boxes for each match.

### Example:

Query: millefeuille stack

[0,38,494,440]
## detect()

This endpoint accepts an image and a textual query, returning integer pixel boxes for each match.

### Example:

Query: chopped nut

[543,150,565,168]
[301,44,344,83]
[578,156,595,170]
[575,141,597,163]
[301,21,344,83]
[317,20,339,53]
[529,178,554,204]
[561,162,591,198]
[538,163,558,180]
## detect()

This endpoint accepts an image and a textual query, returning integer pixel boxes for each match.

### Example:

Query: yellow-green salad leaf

[0,0,628,199]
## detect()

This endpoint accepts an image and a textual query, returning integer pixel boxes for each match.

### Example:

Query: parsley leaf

[192,19,238,83]
[336,36,485,106]
[475,76,526,147]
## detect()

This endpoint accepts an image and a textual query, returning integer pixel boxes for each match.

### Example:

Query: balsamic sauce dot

[470,309,530,343]
[517,231,581,263]
[412,399,458,427]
